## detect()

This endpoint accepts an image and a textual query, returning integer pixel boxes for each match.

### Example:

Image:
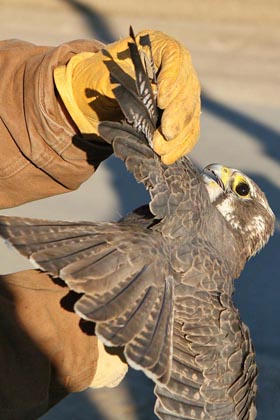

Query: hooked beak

[201,164,233,202]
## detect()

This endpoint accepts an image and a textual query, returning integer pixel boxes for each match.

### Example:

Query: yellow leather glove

[89,340,128,388]
[54,30,201,165]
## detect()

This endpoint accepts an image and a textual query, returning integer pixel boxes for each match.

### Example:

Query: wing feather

[154,268,258,420]
[98,29,208,224]
[0,215,173,384]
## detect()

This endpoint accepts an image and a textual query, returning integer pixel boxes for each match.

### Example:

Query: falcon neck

[201,205,248,279]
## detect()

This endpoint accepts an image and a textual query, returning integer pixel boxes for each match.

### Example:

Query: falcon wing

[99,28,208,223]
[0,215,173,384]
[154,258,258,420]
[0,28,200,386]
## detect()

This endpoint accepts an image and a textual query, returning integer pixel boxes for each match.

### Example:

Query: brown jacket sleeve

[0,38,112,418]
[0,270,98,420]
[0,38,111,209]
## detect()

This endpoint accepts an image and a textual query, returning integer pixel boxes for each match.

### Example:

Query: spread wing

[0,213,174,384]
[154,253,258,420]
[99,28,209,224]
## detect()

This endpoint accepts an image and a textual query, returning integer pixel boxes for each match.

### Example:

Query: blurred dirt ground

[1,0,280,107]
[0,1,279,419]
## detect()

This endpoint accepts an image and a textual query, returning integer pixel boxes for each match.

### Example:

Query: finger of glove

[149,32,198,108]
[161,134,197,165]
[160,71,201,140]
[153,99,200,164]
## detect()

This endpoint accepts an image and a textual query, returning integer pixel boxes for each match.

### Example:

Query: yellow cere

[220,166,231,186]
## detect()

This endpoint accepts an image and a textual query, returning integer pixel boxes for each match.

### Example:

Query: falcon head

[202,163,275,258]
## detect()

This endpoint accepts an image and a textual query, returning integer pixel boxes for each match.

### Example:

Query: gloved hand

[89,340,128,389]
[54,30,201,164]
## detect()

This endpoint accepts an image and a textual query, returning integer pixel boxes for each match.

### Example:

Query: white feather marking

[202,174,223,203]
[216,196,243,230]
[251,215,266,235]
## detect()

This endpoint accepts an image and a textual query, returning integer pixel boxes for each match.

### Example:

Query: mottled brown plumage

[0,28,275,419]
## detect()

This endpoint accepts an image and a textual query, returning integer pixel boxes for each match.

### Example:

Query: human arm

[0,269,127,420]
[0,30,200,209]
[0,39,111,208]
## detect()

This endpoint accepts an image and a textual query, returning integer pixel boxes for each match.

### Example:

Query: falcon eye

[235,182,250,197]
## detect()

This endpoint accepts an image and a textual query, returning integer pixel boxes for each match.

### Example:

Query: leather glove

[89,340,128,389]
[54,30,201,164]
